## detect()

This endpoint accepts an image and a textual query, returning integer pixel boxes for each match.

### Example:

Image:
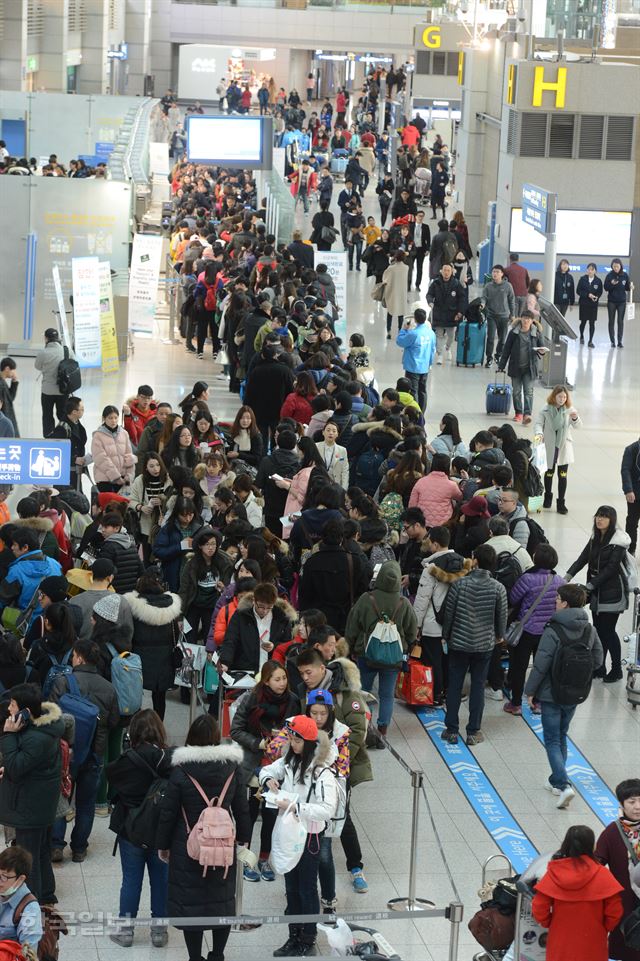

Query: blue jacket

[0,881,42,949]
[152,519,204,593]
[396,323,437,374]
[0,550,62,619]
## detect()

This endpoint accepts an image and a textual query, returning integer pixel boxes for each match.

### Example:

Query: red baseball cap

[287,715,319,742]
[97,492,130,510]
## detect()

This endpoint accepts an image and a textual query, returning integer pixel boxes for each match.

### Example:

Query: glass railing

[264,167,296,245]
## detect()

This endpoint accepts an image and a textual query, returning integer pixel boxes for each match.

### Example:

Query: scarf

[248,684,291,738]
[236,428,252,453]
[620,817,640,861]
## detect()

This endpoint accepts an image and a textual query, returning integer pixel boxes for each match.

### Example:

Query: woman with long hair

[278,436,329,537]
[227,405,264,469]
[534,385,581,514]
[129,453,169,565]
[429,413,469,460]
[161,424,199,472]
[107,710,172,948]
[280,371,318,427]
[91,406,136,494]
[153,497,204,592]
[125,573,182,720]
[27,601,76,689]
[596,778,640,961]
[179,381,210,418]
[230,661,300,882]
[526,277,543,321]
[532,824,623,961]
[566,506,631,682]
[452,210,472,259]
[191,409,224,454]
[179,527,233,645]
[381,451,424,505]
[156,715,250,961]
[196,451,235,506]
[157,412,183,455]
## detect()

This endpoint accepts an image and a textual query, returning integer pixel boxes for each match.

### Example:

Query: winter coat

[70,587,134,643]
[107,743,174,843]
[155,743,251,920]
[0,379,18,435]
[553,270,575,308]
[128,474,170,536]
[228,430,264,468]
[487,534,533,573]
[468,446,508,478]
[217,595,296,673]
[123,399,158,447]
[396,322,437,374]
[499,324,545,379]
[91,425,136,485]
[241,491,263,529]
[12,515,59,562]
[532,855,623,961]
[430,434,469,460]
[441,569,508,653]
[567,529,631,614]
[429,230,459,277]
[125,590,182,693]
[280,392,314,426]
[179,550,234,614]
[345,561,417,663]
[509,568,566,636]
[524,607,603,702]
[414,549,473,637]
[503,261,530,298]
[290,507,344,559]
[0,701,64,829]
[244,359,294,427]
[482,279,516,319]
[0,549,62,623]
[230,687,301,784]
[255,448,300,527]
[152,518,205,592]
[621,440,640,499]
[500,502,530,550]
[315,441,349,489]
[260,733,338,831]
[595,820,640,961]
[576,274,603,320]
[96,532,143,595]
[134,417,164,472]
[427,275,465,328]
[298,544,370,636]
[51,664,120,756]
[50,416,86,468]
[535,404,581,467]
[408,472,462,526]
[604,269,630,304]
[34,341,67,395]
[382,261,410,317]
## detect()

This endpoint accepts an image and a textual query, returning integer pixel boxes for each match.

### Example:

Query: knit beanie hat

[93,593,121,624]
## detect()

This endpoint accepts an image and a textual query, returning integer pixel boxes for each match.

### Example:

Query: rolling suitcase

[626,589,640,708]
[456,320,486,367]
[486,371,512,416]
[330,155,348,177]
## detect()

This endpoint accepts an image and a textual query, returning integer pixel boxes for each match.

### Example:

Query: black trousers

[248,789,278,858]
[507,630,540,706]
[184,926,230,961]
[626,498,640,555]
[420,635,446,699]
[339,810,363,872]
[41,394,66,437]
[386,312,404,334]
[544,464,568,502]
[414,249,426,288]
[607,302,625,344]
[16,825,54,903]
[593,611,622,674]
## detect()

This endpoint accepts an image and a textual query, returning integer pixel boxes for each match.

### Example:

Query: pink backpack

[182,772,236,877]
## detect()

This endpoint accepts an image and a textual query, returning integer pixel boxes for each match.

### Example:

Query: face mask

[2,883,21,897]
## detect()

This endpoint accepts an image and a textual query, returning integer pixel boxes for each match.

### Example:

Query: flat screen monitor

[538,296,577,341]
[186,116,273,170]
[510,208,631,258]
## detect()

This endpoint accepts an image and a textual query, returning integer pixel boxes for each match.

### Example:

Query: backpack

[182,771,236,878]
[364,595,404,668]
[203,282,217,312]
[523,462,544,498]
[622,550,639,593]
[379,492,404,532]
[550,623,594,706]
[353,448,385,496]
[509,515,548,554]
[105,644,144,718]
[363,383,380,407]
[41,650,73,700]
[58,673,99,770]
[123,750,170,850]
[442,236,458,265]
[494,550,523,593]
[56,346,81,395]
[12,896,68,961]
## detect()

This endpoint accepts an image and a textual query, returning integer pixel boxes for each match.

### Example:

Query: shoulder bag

[504,574,555,649]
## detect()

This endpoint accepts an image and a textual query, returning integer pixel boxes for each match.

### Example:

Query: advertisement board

[98,262,119,374]
[314,250,348,344]
[510,209,632,258]
[128,233,163,334]
[71,256,101,368]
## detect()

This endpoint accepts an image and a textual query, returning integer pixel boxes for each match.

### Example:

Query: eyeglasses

[0,874,17,883]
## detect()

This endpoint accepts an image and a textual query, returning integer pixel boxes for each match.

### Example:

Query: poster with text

[71,256,101,368]
[98,262,119,374]
[315,250,347,344]
[128,233,163,334]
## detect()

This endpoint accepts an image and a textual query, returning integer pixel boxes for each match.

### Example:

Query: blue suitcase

[486,374,512,416]
[330,156,348,176]
[456,320,486,367]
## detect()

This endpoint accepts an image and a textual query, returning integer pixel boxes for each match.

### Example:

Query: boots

[543,469,554,509]
[556,499,568,515]
[543,492,553,509]
[376,724,387,749]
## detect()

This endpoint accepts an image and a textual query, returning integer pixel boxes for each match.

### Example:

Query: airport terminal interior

[0,1,639,960]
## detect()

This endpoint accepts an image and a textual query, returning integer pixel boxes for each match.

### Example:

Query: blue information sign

[522,183,556,235]
[0,439,71,486]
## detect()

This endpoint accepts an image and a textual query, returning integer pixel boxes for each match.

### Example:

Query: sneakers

[503,701,522,716]
[440,728,458,744]
[556,786,576,809]
[94,803,111,818]
[513,413,523,424]
[523,415,532,425]
[466,731,485,746]
[485,358,492,368]
[588,341,595,348]
[485,688,503,701]
[109,927,134,948]
[150,926,168,948]
[243,864,261,882]
[544,781,562,797]
[436,352,443,365]
[321,897,338,915]
[445,348,452,363]
[350,868,369,893]
[197,352,204,359]
[51,848,64,864]
[259,859,275,882]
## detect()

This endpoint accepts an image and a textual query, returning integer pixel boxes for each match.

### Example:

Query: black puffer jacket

[107,742,174,843]
[155,743,251,920]
[217,595,296,673]
[0,701,64,829]
[299,544,370,634]
[96,532,143,594]
[468,446,508,478]
[125,590,182,692]
[566,528,631,614]
[230,687,300,783]
[441,568,508,653]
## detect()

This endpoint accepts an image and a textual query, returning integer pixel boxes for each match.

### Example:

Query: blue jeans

[118,837,168,919]
[357,659,398,727]
[540,700,576,790]
[284,835,321,944]
[511,370,534,416]
[445,650,492,735]
[318,835,336,902]
[55,754,103,854]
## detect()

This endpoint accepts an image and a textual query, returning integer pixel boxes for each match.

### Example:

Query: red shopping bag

[396,661,434,706]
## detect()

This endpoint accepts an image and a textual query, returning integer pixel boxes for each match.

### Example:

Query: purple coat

[509,569,565,637]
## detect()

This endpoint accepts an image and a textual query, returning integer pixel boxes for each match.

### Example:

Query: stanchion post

[446,901,464,961]
[189,670,199,727]
[387,768,434,913]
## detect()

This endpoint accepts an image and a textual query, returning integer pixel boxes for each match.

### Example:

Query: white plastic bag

[270,801,307,875]
[532,442,547,475]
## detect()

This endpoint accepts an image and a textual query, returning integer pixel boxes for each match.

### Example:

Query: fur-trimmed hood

[311,729,334,769]
[31,701,62,727]
[426,554,473,583]
[595,528,631,550]
[171,743,244,767]
[352,418,384,435]
[124,590,182,625]
[13,516,54,533]
[236,593,297,623]
[368,424,403,442]
[327,655,362,693]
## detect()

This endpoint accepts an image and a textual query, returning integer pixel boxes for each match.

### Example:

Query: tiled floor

[11,179,640,961]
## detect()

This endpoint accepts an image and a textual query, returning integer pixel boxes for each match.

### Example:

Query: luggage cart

[625,589,640,706]
[473,857,546,961]
[472,855,514,961]
[218,670,255,738]
[347,923,402,958]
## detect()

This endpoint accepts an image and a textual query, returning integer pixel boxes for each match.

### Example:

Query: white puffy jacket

[260,731,339,831]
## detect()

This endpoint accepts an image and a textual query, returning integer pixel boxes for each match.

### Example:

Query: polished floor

[11,180,640,961]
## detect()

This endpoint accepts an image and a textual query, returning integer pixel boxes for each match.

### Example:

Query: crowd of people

[0,148,109,178]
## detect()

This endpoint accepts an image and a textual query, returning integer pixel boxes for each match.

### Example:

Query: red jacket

[401,125,420,148]
[289,169,318,197]
[532,855,623,961]
[124,399,158,446]
[280,392,313,426]
[336,92,346,113]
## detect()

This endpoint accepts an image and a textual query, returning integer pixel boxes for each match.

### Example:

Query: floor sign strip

[417,707,538,872]
[520,701,618,825]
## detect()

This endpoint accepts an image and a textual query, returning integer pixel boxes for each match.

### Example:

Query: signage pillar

[521,183,558,310]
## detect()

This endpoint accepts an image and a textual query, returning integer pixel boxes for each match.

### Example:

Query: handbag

[504,573,555,649]
[270,801,307,875]
[371,282,386,303]
[203,658,219,695]
[320,225,338,243]
[532,442,547,475]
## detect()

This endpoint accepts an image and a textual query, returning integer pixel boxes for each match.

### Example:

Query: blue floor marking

[417,707,538,873]
[520,701,619,825]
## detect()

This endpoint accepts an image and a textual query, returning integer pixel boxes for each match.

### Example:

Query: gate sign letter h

[532,66,567,108]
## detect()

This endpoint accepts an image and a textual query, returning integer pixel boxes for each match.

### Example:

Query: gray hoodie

[482,279,516,319]
[524,606,603,703]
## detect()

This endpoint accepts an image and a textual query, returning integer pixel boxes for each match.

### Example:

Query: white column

[39,0,68,92]
[80,0,109,94]
[149,0,172,96]
[125,0,152,96]
[0,0,27,90]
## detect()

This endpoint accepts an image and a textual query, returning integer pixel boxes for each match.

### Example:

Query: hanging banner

[314,250,348,344]
[128,232,163,334]
[98,262,119,373]
[51,265,72,349]
[71,256,101,368]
